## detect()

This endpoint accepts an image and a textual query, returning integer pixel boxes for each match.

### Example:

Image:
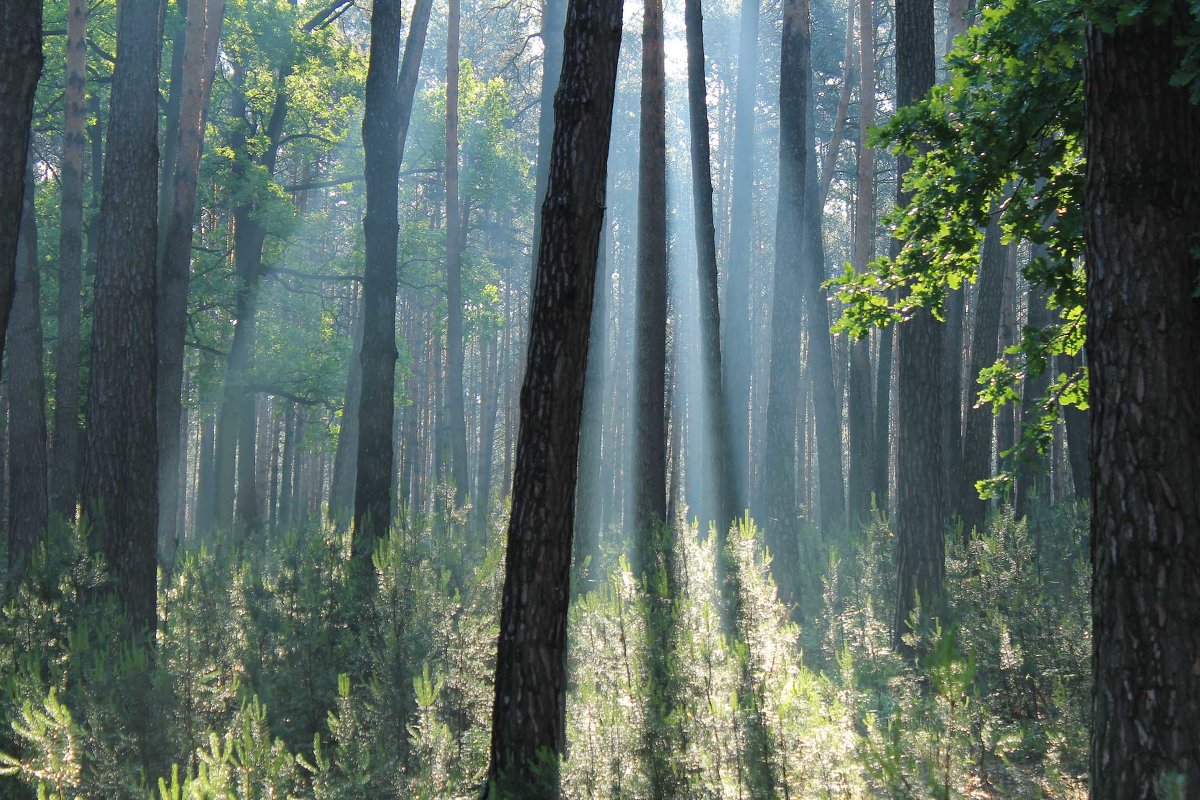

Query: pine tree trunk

[529,0,568,295]
[7,168,48,589]
[353,0,404,551]
[722,0,759,505]
[1015,279,1050,520]
[483,0,623,787]
[892,0,943,654]
[574,231,607,592]
[1085,5,1200,794]
[157,0,225,557]
[50,0,87,521]
[0,0,42,382]
[82,0,161,637]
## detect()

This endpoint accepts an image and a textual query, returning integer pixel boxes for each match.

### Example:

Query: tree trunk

[82,0,161,638]
[1015,278,1050,520]
[353,0,404,552]
[891,0,943,654]
[330,291,362,530]
[50,0,87,521]
[529,0,568,295]
[7,168,48,590]
[684,0,737,536]
[482,0,623,788]
[1085,5,1200,795]
[157,0,225,559]
[959,214,1007,537]
[845,0,876,526]
[721,0,759,506]
[574,229,607,592]
[0,0,42,381]
[631,0,668,538]
[1057,349,1089,498]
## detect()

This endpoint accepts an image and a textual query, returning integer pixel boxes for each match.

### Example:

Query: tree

[50,0,88,520]
[7,167,47,589]
[0,0,42,379]
[353,0,404,549]
[1084,3,1200,795]
[157,0,226,560]
[81,0,162,637]
[529,0,568,293]
[483,0,624,789]
[891,0,943,653]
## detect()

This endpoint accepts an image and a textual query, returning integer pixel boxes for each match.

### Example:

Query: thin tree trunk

[0,0,42,380]
[574,230,607,591]
[483,0,623,787]
[528,0,569,295]
[7,168,48,590]
[892,0,943,654]
[82,0,161,637]
[50,0,87,521]
[1015,279,1050,519]
[817,3,855,208]
[1057,349,1088,498]
[330,290,362,530]
[353,0,404,552]
[1085,6,1200,794]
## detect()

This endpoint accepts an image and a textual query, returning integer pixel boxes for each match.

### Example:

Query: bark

[631,0,668,537]
[7,168,48,590]
[721,0,759,504]
[846,0,876,525]
[157,0,225,559]
[1085,6,1200,795]
[353,0,404,551]
[529,0,568,295]
[442,0,471,508]
[892,0,943,653]
[330,292,362,530]
[959,214,1007,537]
[762,0,810,608]
[482,0,623,788]
[50,0,87,521]
[0,0,42,381]
[81,0,161,638]
[684,0,737,535]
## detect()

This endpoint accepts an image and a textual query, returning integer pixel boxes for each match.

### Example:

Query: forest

[0,0,1196,794]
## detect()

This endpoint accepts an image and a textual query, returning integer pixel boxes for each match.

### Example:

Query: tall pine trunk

[483,0,623,787]
[82,0,161,637]
[1084,4,1200,794]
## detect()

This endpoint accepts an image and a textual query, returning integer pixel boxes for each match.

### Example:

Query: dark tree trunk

[81,0,161,638]
[722,0,759,505]
[684,0,737,536]
[0,0,42,381]
[891,0,943,653]
[762,0,810,608]
[482,0,623,788]
[959,214,1007,537]
[529,0,568,295]
[1085,6,1200,796]
[1015,279,1050,519]
[442,0,471,508]
[7,168,48,590]
[50,0,87,521]
[330,292,362,530]
[157,0,225,561]
[631,0,668,537]
[353,0,404,551]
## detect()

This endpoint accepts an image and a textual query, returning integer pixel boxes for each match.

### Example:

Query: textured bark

[959,215,1007,537]
[50,0,87,521]
[157,0,225,559]
[528,0,568,295]
[762,0,810,608]
[353,0,404,550]
[483,0,623,788]
[845,0,876,526]
[685,0,737,536]
[0,0,42,381]
[7,169,48,589]
[1085,9,1200,794]
[82,0,161,637]
[442,0,471,508]
[631,0,668,538]
[722,0,759,507]
[892,0,943,653]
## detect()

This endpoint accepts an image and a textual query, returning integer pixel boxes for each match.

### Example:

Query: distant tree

[0,0,42,379]
[892,0,944,653]
[7,167,47,590]
[82,0,161,637]
[353,0,404,549]
[483,0,624,789]
[1084,3,1200,795]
